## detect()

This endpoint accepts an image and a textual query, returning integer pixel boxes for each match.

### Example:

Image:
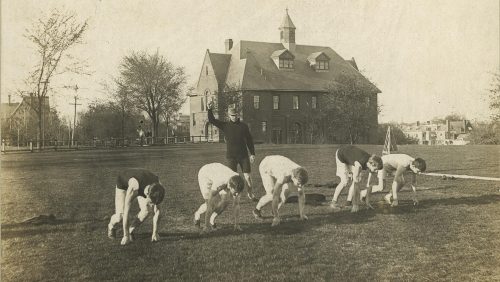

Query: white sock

[210,212,218,225]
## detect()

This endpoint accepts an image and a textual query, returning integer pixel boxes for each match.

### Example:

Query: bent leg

[129,196,152,234]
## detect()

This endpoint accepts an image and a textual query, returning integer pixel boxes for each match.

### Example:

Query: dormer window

[279,58,294,69]
[317,60,329,70]
[271,49,295,70]
[307,52,330,72]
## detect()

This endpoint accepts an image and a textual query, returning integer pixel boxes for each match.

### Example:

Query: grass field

[1,144,500,281]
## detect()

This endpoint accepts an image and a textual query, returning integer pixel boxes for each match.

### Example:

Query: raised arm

[207,108,225,129]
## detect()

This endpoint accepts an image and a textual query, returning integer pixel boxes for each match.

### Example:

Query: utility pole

[67,85,81,146]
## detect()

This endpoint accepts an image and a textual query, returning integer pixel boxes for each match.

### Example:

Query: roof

[208,52,231,85]
[280,10,296,29]
[271,49,294,59]
[0,103,20,120]
[218,40,380,93]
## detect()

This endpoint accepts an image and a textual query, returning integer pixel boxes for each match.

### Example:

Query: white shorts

[198,175,227,200]
[335,150,354,181]
[114,187,152,215]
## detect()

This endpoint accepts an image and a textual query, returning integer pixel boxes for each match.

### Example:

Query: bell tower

[279,8,296,52]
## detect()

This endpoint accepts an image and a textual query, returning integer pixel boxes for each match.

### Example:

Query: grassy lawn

[1,144,500,281]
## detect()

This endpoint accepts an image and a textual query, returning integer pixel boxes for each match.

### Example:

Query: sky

[1,0,499,123]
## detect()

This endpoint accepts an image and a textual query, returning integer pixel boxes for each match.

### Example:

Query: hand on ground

[151,233,160,242]
[121,236,131,246]
[271,217,281,227]
[300,215,308,221]
[351,205,360,213]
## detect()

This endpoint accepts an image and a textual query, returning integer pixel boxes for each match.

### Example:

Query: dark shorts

[227,157,251,173]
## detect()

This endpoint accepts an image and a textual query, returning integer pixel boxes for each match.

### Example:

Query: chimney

[8,95,11,105]
[225,39,233,53]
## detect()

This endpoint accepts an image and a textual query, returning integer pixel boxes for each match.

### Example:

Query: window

[312,96,317,109]
[273,95,280,110]
[192,113,196,126]
[253,95,260,109]
[201,97,205,111]
[293,96,299,109]
[279,58,294,69]
[261,121,267,132]
[317,60,329,70]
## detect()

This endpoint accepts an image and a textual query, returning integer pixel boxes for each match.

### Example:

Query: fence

[1,135,217,153]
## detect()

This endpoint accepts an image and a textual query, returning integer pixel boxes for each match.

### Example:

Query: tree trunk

[37,101,43,149]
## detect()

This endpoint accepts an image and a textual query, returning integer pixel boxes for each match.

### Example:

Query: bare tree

[23,8,88,147]
[117,51,187,139]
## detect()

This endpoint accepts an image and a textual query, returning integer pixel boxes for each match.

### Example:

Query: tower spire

[279,9,296,52]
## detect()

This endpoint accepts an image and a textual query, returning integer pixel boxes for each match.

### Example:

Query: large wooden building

[190,10,380,144]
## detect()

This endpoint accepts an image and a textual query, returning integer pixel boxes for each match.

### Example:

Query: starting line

[423,172,500,182]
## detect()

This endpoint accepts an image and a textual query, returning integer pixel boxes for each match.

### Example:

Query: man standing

[208,103,257,201]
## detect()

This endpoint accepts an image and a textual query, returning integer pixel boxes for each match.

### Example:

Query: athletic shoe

[384,194,392,205]
[194,218,201,228]
[345,201,352,207]
[253,208,263,220]
[210,223,217,230]
[107,225,116,239]
[330,201,341,210]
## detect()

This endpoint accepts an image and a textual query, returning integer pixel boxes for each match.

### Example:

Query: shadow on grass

[3,195,500,241]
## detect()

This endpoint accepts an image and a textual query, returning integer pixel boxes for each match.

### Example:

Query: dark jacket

[208,109,255,159]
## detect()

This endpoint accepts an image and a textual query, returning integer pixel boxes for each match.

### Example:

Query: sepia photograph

[1,0,499,281]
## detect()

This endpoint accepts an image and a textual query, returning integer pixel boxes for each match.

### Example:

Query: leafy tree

[324,73,379,144]
[487,72,500,122]
[77,101,143,140]
[117,51,187,139]
[377,123,418,145]
[22,8,88,147]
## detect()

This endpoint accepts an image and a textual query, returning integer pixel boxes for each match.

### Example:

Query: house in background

[190,10,380,144]
[1,95,51,145]
[401,120,473,145]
